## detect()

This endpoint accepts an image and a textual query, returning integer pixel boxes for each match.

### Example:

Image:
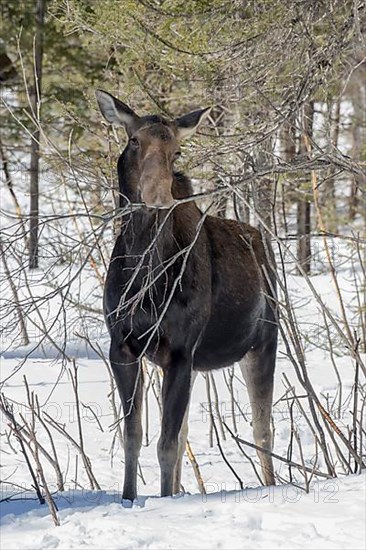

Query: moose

[96,89,278,502]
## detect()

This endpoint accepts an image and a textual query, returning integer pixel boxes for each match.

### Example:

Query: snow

[1,474,365,550]
[0,348,365,549]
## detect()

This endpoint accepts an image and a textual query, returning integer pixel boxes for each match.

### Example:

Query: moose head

[96,90,211,208]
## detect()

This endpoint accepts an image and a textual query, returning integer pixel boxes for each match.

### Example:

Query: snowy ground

[1,329,365,549]
[1,473,365,550]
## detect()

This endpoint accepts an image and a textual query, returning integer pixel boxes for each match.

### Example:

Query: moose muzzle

[140,155,175,208]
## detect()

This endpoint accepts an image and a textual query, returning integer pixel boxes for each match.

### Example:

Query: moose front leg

[158,360,192,497]
[110,338,143,502]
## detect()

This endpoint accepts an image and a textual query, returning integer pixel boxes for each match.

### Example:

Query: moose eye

[129,137,139,149]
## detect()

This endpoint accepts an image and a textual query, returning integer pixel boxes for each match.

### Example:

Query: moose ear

[95,89,140,136]
[175,107,211,140]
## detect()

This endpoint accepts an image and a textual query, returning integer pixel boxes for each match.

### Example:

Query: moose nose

[143,194,175,209]
[141,181,175,209]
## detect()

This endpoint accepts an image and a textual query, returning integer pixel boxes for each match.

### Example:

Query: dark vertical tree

[322,97,341,231]
[29,0,46,269]
[297,101,314,274]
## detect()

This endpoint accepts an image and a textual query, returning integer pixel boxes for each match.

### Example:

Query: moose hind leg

[110,338,143,502]
[239,342,276,486]
[173,371,197,494]
[172,405,189,495]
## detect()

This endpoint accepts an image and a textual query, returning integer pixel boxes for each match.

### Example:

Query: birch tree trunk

[349,82,366,222]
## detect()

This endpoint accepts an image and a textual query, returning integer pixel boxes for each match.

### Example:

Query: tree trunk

[297,101,314,275]
[349,82,365,221]
[296,195,311,274]
[252,137,274,230]
[29,0,46,270]
[281,116,297,162]
[322,98,341,231]
[233,179,250,223]
[279,115,297,234]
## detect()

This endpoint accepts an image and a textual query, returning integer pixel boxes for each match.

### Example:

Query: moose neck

[117,146,194,205]
[117,152,139,208]
[117,153,174,252]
